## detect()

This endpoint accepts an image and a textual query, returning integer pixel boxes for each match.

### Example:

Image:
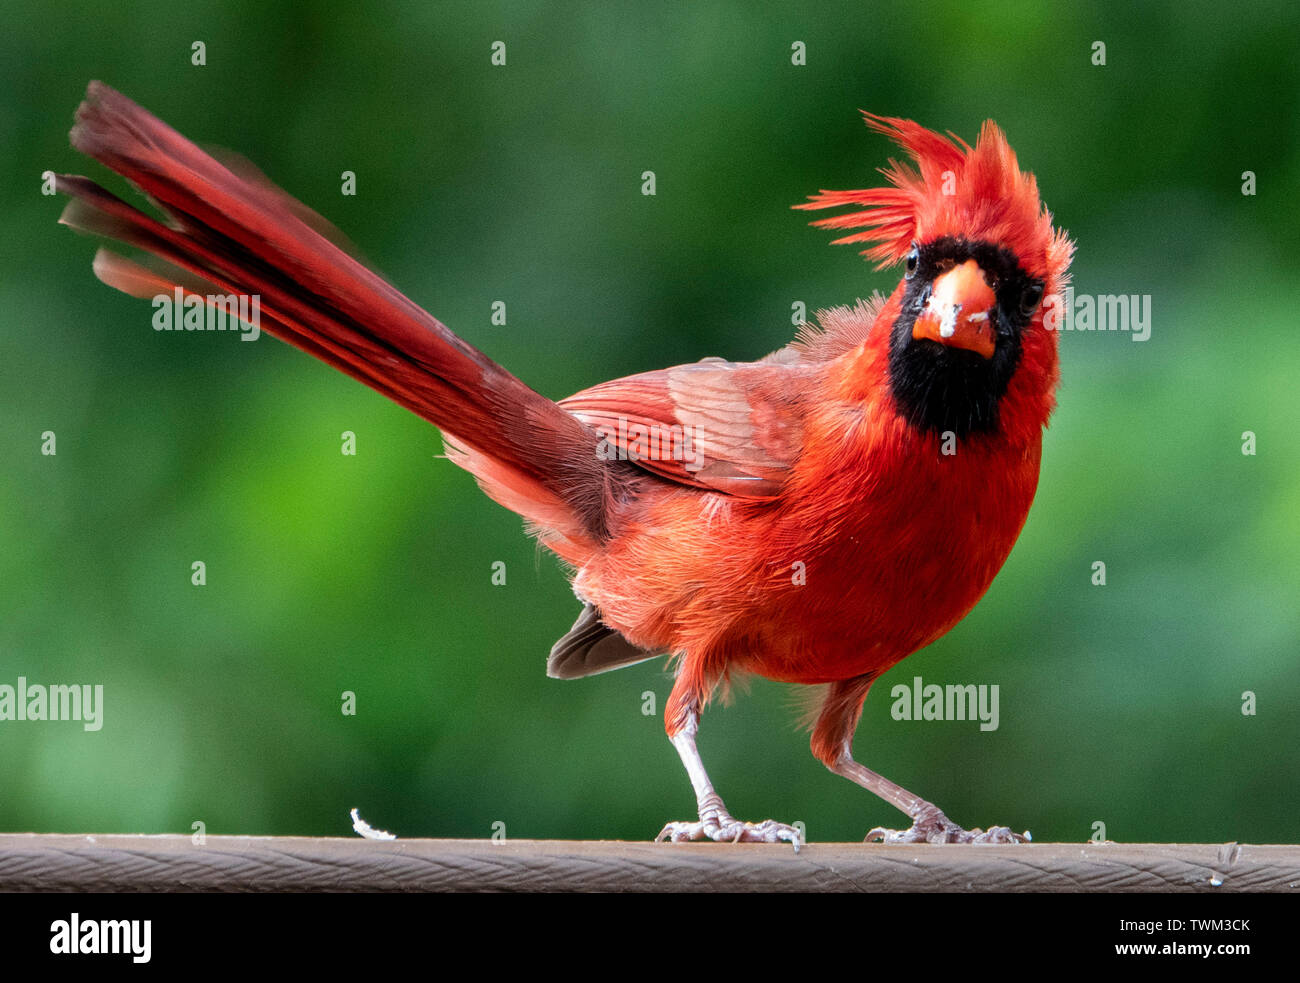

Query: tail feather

[57,82,618,550]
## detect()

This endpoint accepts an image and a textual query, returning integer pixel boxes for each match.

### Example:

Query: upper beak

[912,259,997,359]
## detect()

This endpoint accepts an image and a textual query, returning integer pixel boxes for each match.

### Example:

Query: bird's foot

[866,807,1029,845]
[656,795,803,851]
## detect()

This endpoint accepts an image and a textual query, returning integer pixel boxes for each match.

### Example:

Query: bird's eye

[1020,281,1044,317]
[904,245,919,279]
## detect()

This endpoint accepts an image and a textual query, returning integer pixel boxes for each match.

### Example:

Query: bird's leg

[831,754,1029,844]
[656,700,803,850]
[813,676,1030,844]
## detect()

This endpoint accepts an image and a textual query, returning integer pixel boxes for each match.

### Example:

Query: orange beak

[911,259,998,359]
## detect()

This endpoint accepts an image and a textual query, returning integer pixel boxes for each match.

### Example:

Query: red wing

[560,356,813,499]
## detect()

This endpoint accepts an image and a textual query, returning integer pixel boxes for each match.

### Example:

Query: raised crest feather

[795,112,1070,281]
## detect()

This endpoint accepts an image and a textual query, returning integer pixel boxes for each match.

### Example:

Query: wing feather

[560,356,816,499]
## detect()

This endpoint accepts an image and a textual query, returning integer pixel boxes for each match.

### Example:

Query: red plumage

[55,84,1073,845]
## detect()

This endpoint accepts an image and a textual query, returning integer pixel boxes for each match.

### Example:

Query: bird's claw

[657,813,803,852]
[866,810,1030,845]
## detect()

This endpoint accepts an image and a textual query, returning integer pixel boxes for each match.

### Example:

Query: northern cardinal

[55,83,1071,846]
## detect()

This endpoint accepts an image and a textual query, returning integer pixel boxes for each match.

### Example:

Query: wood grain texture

[1,836,1295,893]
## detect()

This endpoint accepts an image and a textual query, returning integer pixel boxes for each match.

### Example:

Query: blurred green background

[1,0,1296,845]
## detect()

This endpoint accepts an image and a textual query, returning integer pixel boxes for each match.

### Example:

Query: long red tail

[56,82,617,551]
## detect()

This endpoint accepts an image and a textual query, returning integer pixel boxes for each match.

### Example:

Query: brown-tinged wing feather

[559,357,813,499]
[547,603,660,679]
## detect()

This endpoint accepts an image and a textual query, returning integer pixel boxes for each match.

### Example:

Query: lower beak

[912,259,997,359]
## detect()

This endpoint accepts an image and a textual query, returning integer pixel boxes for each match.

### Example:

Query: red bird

[55,83,1072,846]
